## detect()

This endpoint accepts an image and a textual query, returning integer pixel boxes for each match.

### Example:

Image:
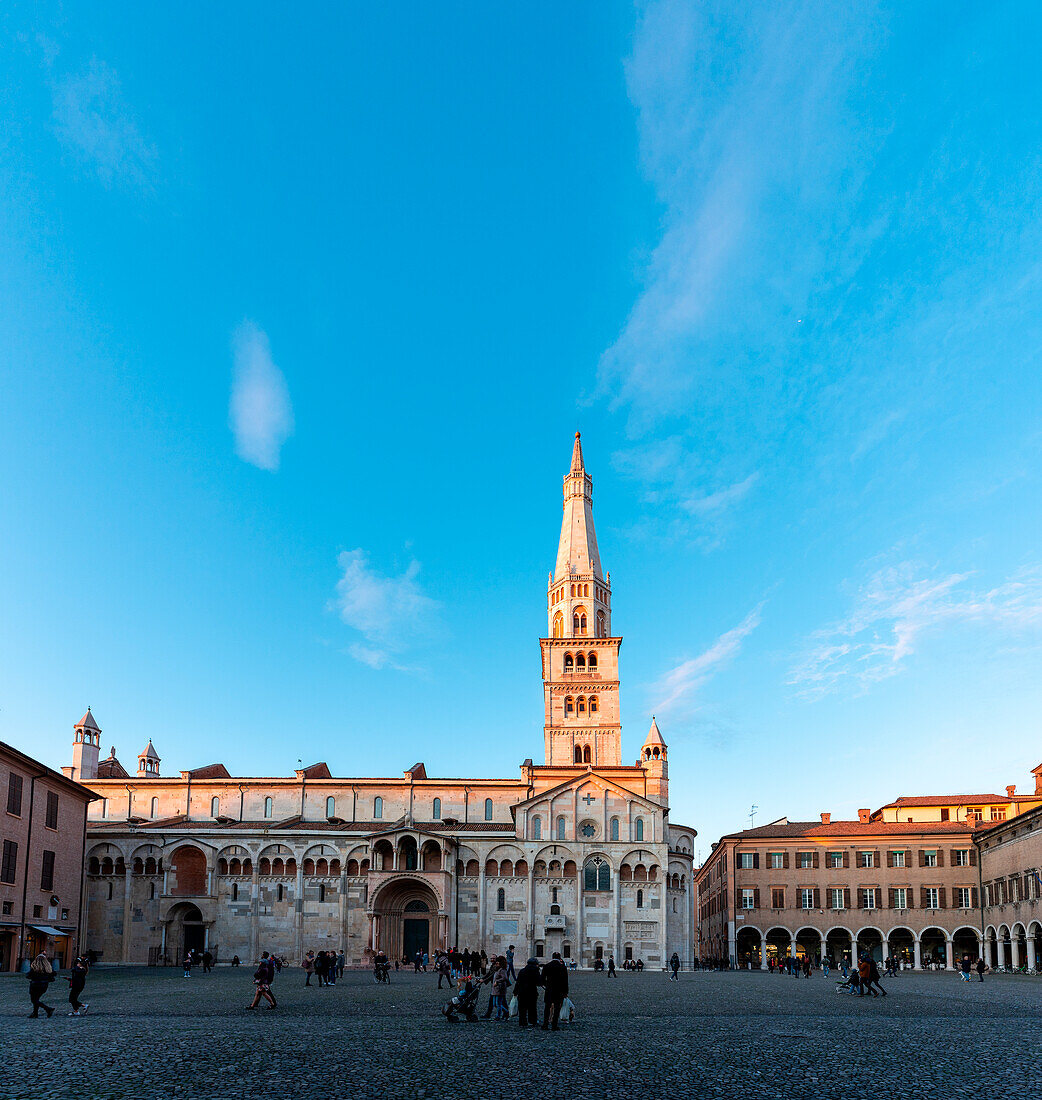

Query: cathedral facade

[71,435,696,967]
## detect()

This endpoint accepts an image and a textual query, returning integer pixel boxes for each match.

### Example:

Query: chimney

[820,812,831,824]
[1006,785,1016,799]
[857,808,870,824]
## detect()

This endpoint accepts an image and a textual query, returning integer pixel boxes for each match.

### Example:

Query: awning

[28,925,69,937]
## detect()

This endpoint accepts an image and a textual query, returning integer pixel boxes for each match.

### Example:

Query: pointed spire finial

[570,431,585,475]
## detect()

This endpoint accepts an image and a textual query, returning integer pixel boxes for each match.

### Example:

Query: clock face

[580,823,596,838]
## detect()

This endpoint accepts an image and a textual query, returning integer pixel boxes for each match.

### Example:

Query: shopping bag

[508,995,518,1017]
[560,996,575,1022]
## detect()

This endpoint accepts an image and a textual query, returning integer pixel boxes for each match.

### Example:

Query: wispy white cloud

[790,564,1042,698]
[229,322,294,471]
[651,604,763,718]
[52,57,157,188]
[681,472,760,517]
[331,550,440,670]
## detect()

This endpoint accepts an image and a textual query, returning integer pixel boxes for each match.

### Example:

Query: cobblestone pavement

[3,967,1040,1099]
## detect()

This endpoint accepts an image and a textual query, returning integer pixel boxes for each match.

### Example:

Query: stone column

[820,932,828,968]
[294,864,305,961]
[1027,936,1037,973]
[527,866,536,958]
[249,866,260,962]
[478,865,487,947]
[1012,935,1021,970]
[658,880,667,967]
[761,938,769,970]
[575,866,584,966]
[121,869,134,964]
[985,937,994,968]
[338,863,349,953]
[945,939,954,971]
[913,937,922,970]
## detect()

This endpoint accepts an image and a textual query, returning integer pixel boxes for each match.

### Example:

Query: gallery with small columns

[71,435,696,967]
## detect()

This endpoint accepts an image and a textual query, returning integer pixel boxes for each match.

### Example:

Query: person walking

[976,956,986,982]
[437,952,454,989]
[822,955,830,977]
[506,945,516,981]
[247,953,277,1009]
[183,948,194,978]
[541,951,569,1031]
[65,957,90,1016]
[492,959,510,1020]
[326,950,337,987]
[802,956,811,979]
[303,950,315,986]
[202,950,214,974]
[513,957,542,1028]
[607,953,616,977]
[337,951,345,979]
[960,954,973,982]
[27,952,56,1018]
[669,952,681,981]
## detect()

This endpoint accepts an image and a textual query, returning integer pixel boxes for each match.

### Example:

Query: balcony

[545,915,566,930]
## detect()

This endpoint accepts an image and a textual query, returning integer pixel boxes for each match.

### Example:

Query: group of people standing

[301,949,345,986]
[460,950,571,1029]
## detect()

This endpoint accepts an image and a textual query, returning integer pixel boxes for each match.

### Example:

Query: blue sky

[2,2,1040,855]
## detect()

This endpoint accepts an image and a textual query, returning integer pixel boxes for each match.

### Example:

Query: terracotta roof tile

[721,820,975,841]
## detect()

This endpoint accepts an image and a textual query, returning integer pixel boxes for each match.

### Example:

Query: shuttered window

[6,774,23,816]
[45,792,59,830]
[0,840,17,883]
[41,849,55,891]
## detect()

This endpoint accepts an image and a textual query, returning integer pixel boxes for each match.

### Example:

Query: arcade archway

[370,878,443,961]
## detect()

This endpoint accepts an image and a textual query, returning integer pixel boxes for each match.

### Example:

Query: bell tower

[69,708,101,782]
[541,434,622,766]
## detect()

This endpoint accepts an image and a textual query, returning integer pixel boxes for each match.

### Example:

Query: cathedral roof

[77,708,101,732]
[643,717,666,747]
[96,751,128,779]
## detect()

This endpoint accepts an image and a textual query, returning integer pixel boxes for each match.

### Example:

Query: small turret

[69,708,101,782]
[137,739,161,778]
[640,717,668,804]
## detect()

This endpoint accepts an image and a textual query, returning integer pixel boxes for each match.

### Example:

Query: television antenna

[748,804,758,829]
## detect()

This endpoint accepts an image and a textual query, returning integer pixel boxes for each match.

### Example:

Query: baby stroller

[441,979,480,1022]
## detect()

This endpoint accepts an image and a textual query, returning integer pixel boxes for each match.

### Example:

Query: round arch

[370,877,443,961]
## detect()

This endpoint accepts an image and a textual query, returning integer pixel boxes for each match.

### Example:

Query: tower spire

[570,431,585,475]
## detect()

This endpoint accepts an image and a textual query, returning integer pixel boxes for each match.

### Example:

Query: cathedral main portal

[370,878,443,960]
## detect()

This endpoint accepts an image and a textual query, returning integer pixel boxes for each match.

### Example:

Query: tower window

[433,797,441,820]
[589,696,598,714]
[564,653,573,672]
[596,610,605,637]
[484,798,493,821]
[588,653,597,670]
[583,746,591,764]
[564,696,575,717]
[374,796,383,819]
[574,746,583,763]
[575,653,585,670]
[577,697,586,715]
[553,612,563,638]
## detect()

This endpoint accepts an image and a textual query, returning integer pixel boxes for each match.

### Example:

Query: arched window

[635,818,644,842]
[596,610,606,637]
[672,898,677,913]
[637,888,644,909]
[232,883,238,901]
[574,745,582,763]
[564,653,573,672]
[556,816,566,840]
[532,815,542,840]
[374,796,383,819]
[326,796,335,817]
[573,607,588,635]
[577,696,586,714]
[433,797,441,820]
[553,612,563,638]
[497,888,505,911]
[584,857,611,891]
[583,745,591,764]
[484,798,493,821]
[589,695,598,714]
[610,817,619,841]
[588,652,597,670]
[150,797,158,818]
[264,797,273,819]
[564,696,575,717]
[207,796,217,817]
[576,653,585,669]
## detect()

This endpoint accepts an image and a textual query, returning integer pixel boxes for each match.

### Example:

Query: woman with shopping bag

[512,957,542,1028]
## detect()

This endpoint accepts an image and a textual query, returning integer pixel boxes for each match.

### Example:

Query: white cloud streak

[229,322,294,471]
[790,564,1042,698]
[52,57,157,188]
[651,604,763,717]
[331,550,440,669]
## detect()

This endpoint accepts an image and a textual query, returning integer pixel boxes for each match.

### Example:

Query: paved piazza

[3,968,1040,1099]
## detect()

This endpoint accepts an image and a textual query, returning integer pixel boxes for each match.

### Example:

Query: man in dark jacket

[541,952,569,1030]
[513,957,542,1028]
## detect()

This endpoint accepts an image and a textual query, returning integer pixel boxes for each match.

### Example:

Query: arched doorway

[765,927,791,964]
[855,927,884,963]
[826,927,853,968]
[887,927,915,969]
[919,927,948,969]
[169,903,206,960]
[371,878,441,961]
[736,926,762,968]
